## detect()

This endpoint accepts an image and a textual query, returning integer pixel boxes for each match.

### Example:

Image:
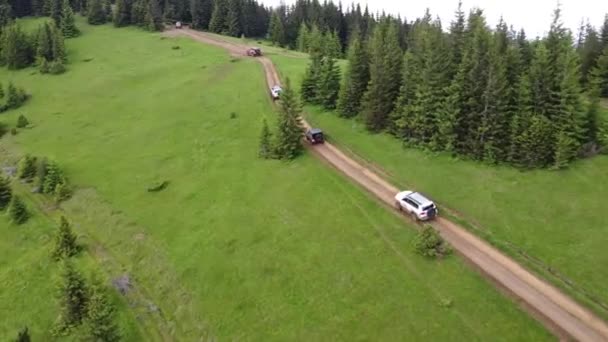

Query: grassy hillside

[270,53,608,317]
[1,19,551,340]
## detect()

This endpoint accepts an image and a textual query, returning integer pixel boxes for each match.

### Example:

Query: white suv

[394,191,438,221]
[270,85,282,100]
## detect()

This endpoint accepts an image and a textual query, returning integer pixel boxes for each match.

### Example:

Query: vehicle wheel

[395,201,401,211]
[410,212,417,221]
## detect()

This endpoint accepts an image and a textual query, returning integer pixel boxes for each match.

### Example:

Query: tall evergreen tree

[361,20,402,132]
[300,53,322,103]
[86,276,120,342]
[595,47,608,97]
[114,0,132,27]
[579,23,602,86]
[0,24,34,69]
[296,22,310,52]
[52,216,80,260]
[191,0,212,30]
[600,14,608,50]
[226,0,241,37]
[17,154,37,180]
[87,0,107,24]
[315,56,341,109]
[0,176,12,210]
[145,0,163,31]
[8,195,28,224]
[268,10,285,46]
[54,260,89,334]
[209,0,228,33]
[337,30,369,117]
[61,0,80,38]
[274,78,304,159]
[449,0,466,78]
[0,0,12,29]
[50,0,63,25]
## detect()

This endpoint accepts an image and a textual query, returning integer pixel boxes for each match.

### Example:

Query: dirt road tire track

[170,28,608,341]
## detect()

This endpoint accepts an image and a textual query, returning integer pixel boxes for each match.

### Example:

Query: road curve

[169,28,608,341]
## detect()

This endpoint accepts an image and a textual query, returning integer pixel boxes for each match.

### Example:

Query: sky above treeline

[259,0,608,38]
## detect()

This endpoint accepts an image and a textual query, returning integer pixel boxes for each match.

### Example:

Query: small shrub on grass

[17,155,37,181]
[86,275,120,342]
[35,157,49,191]
[414,225,451,258]
[0,122,7,137]
[230,112,238,119]
[17,114,29,128]
[43,161,66,194]
[147,181,169,192]
[172,45,180,50]
[49,61,67,75]
[0,176,12,210]
[15,327,31,342]
[10,128,17,135]
[8,195,29,224]
[39,57,50,73]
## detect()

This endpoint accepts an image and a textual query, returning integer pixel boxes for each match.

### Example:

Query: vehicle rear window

[422,204,435,211]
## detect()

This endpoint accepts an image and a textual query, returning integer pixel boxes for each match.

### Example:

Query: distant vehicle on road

[394,191,438,221]
[305,128,324,144]
[175,21,182,29]
[270,85,282,100]
[247,47,262,57]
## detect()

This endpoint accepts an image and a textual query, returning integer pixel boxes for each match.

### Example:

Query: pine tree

[268,10,284,46]
[361,20,402,132]
[226,0,241,37]
[315,56,341,109]
[52,216,80,260]
[17,154,37,180]
[36,22,53,62]
[145,0,163,31]
[103,0,112,21]
[595,47,608,97]
[300,53,322,103]
[0,0,12,29]
[8,195,28,224]
[0,176,12,210]
[114,0,131,27]
[43,161,65,194]
[130,0,146,26]
[296,22,309,52]
[448,0,465,78]
[600,14,608,50]
[87,0,106,25]
[274,78,304,159]
[54,260,89,334]
[50,0,63,25]
[35,157,48,191]
[258,117,273,159]
[61,0,80,37]
[209,0,228,33]
[0,24,34,69]
[307,24,323,56]
[337,31,369,117]
[14,327,30,342]
[86,276,120,342]
[191,0,212,30]
[5,82,28,109]
[322,30,342,58]
[579,23,602,87]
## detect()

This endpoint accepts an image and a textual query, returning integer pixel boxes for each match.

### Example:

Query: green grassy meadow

[0,19,552,340]
[270,53,608,317]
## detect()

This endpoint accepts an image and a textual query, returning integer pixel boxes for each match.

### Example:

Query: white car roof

[396,190,434,206]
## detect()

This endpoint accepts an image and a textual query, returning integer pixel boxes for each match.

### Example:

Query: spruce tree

[315,56,341,109]
[191,0,212,30]
[322,30,342,58]
[145,0,163,31]
[36,22,53,62]
[14,327,30,342]
[579,24,602,86]
[52,216,80,260]
[0,24,34,69]
[306,24,323,56]
[8,195,28,224]
[17,154,37,180]
[361,20,402,132]
[258,117,273,159]
[595,47,608,97]
[50,0,63,25]
[5,82,27,109]
[601,14,608,50]
[0,0,12,29]
[87,276,120,342]
[268,11,284,46]
[87,0,106,25]
[15,113,29,128]
[300,53,322,103]
[54,260,89,334]
[337,31,369,117]
[61,0,80,38]
[43,161,65,194]
[50,21,67,63]
[209,0,227,33]
[226,0,241,37]
[114,0,131,27]
[296,22,309,52]
[392,51,421,139]
[103,0,112,21]
[274,78,304,160]
[0,176,12,210]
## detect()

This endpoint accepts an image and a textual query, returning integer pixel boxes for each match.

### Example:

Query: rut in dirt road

[169,28,608,341]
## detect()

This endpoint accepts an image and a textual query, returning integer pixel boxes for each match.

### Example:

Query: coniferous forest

[2,0,608,168]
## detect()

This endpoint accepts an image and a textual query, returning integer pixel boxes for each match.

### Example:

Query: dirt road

[169,28,608,341]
